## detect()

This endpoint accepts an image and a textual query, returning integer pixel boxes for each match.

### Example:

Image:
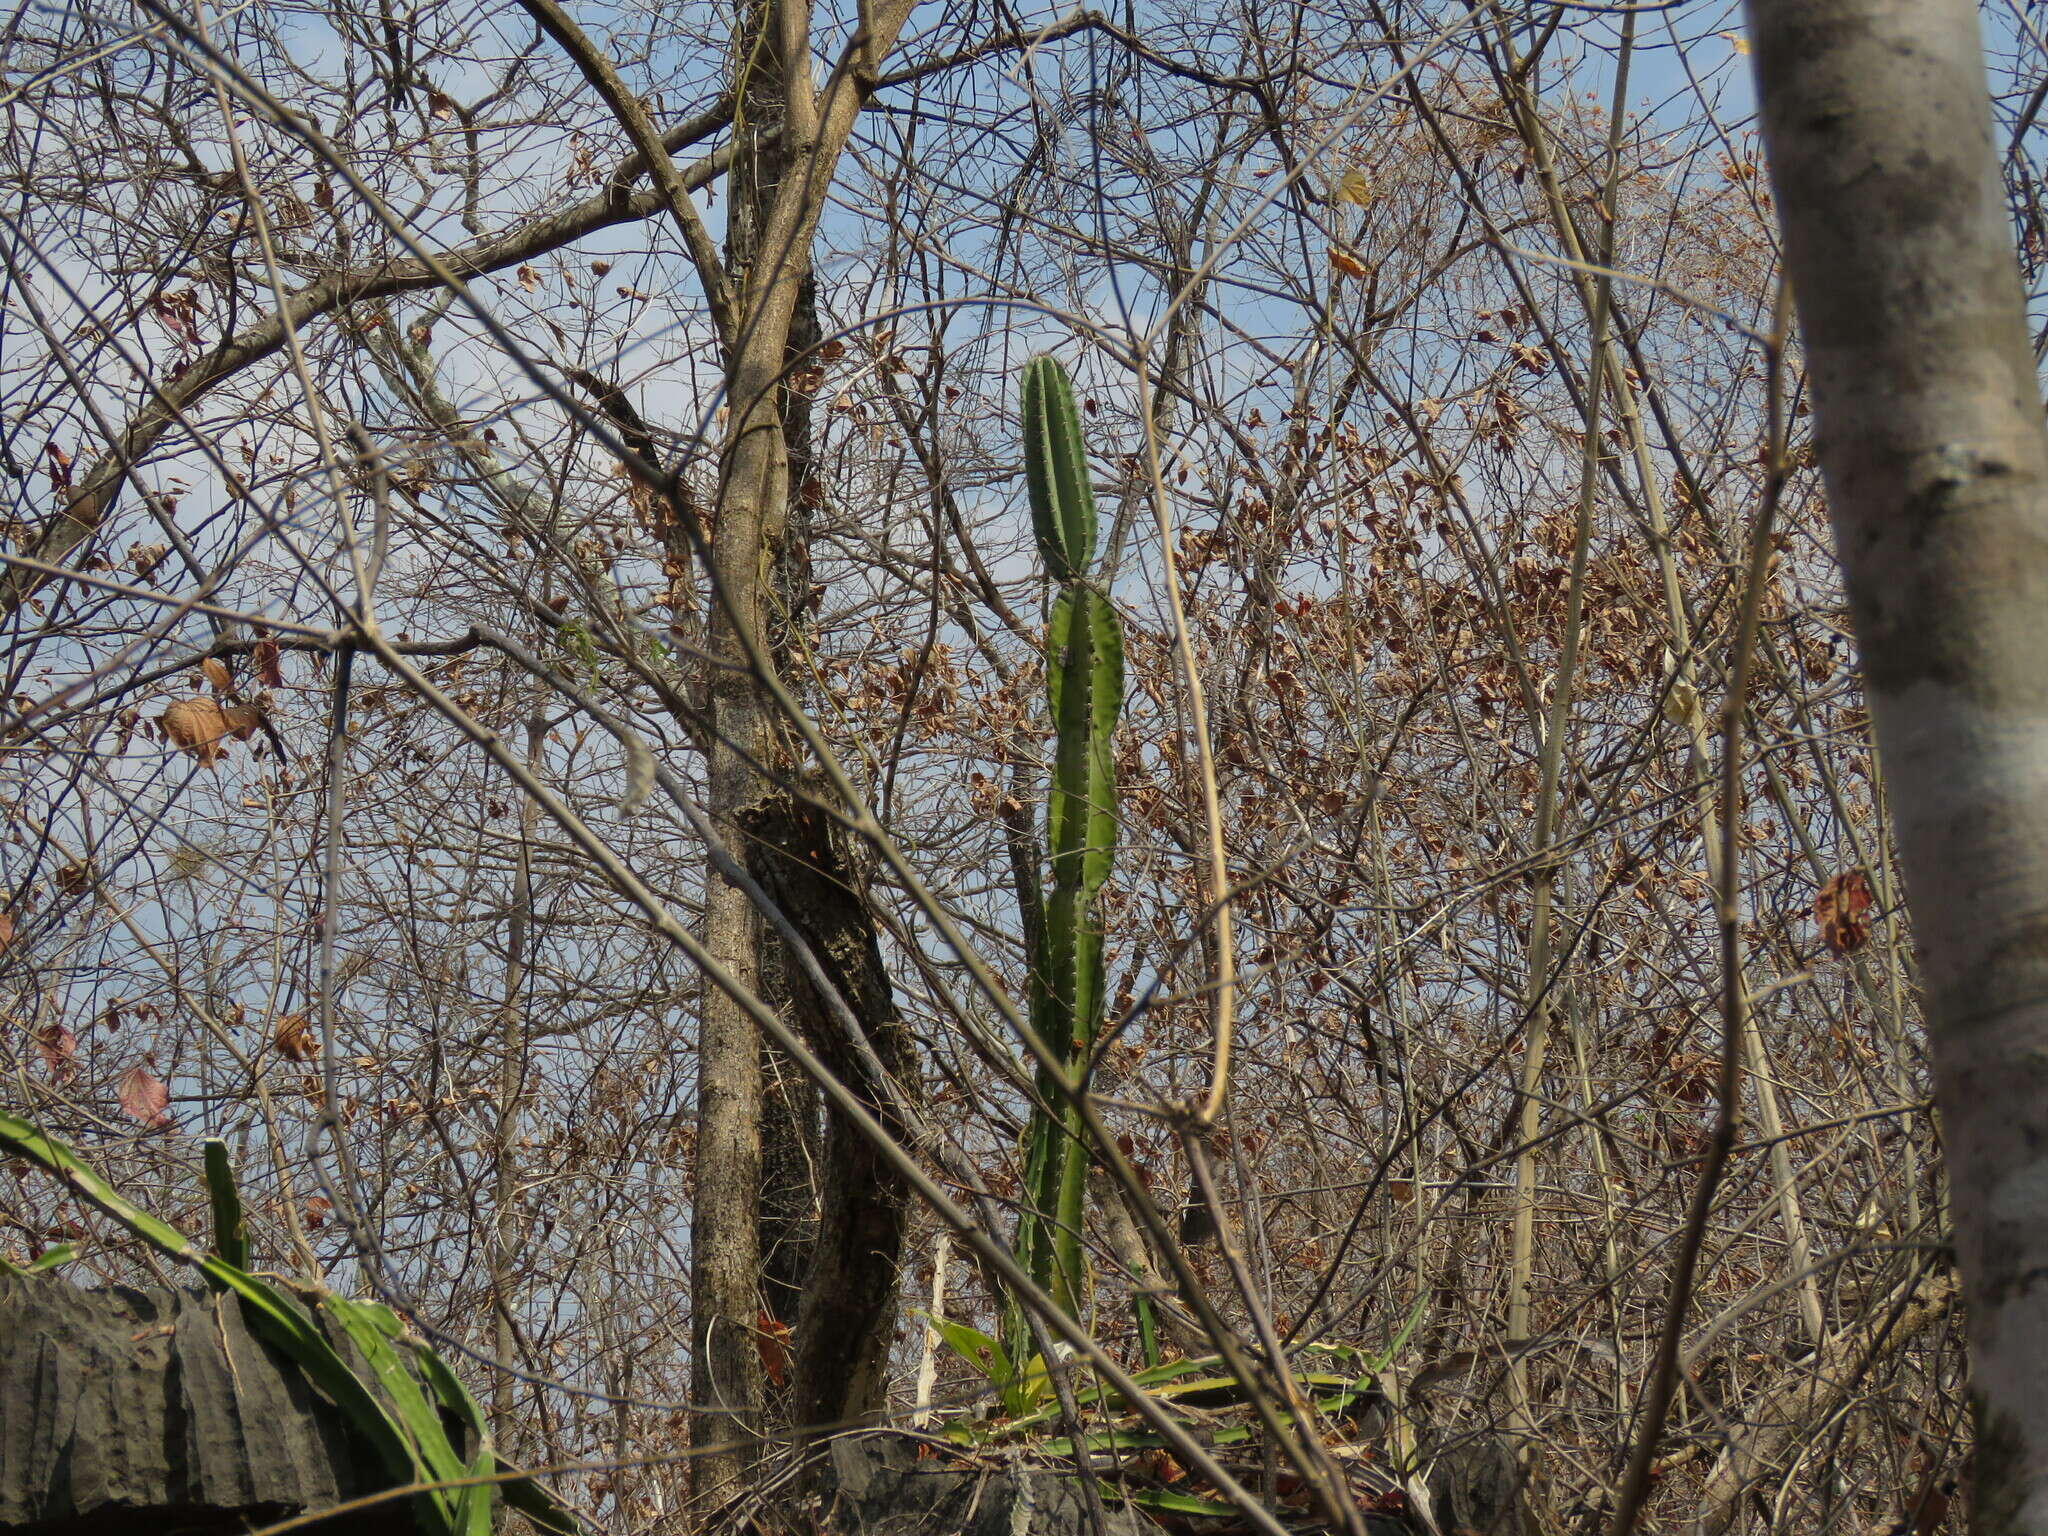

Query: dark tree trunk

[742,787,920,1430]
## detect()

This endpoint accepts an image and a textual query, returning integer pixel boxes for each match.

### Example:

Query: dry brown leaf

[161,696,231,765]
[118,1064,171,1128]
[274,1012,319,1063]
[35,1023,76,1084]
[252,636,284,687]
[200,657,231,693]
[1326,245,1370,280]
[756,1308,792,1387]
[0,910,13,948]
[516,264,540,293]
[1815,868,1874,956]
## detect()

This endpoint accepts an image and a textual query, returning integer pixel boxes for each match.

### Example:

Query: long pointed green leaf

[0,1111,429,1500]
[0,1110,589,1536]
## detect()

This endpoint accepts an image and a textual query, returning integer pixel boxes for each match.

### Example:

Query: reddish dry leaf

[161,696,232,765]
[199,657,232,693]
[44,442,72,489]
[0,910,13,948]
[35,1024,76,1084]
[756,1308,792,1387]
[305,1195,333,1229]
[516,264,540,293]
[53,861,90,897]
[274,1012,319,1063]
[1815,869,1875,956]
[118,1065,171,1129]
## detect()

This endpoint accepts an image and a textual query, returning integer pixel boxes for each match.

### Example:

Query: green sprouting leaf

[18,1242,77,1273]
[201,1138,248,1269]
[922,1312,1016,1387]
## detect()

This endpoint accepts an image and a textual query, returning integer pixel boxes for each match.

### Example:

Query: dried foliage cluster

[5,0,2040,1531]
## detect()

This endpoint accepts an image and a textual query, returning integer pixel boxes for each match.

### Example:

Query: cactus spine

[1009,355,1125,1347]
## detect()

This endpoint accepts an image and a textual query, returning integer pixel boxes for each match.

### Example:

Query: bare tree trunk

[689,0,920,1489]
[742,787,920,1431]
[688,0,805,1488]
[1748,2,2048,1527]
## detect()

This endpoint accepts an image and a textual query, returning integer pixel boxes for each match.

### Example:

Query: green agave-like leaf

[1021,355,1098,581]
[1109,1482,1240,1518]
[454,1447,497,1536]
[0,1110,587,1536]
[0,1242,78,1275]
[501,1474,588,1536]
[0,1111,432,1503]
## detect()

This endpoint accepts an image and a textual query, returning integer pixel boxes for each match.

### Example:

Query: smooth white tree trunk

[1748,1,2048,1528]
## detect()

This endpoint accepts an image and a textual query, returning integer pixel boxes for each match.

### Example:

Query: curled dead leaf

[252,633,284,687]
[200,657,232,693]
[35,1024,76,1084]
[1815,869,1875,956]
[161,696,231,765]
[1326,245,1370,281]
[274,1012,319,1063]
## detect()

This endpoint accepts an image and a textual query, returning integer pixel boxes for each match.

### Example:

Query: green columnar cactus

[1009,356,1125,1348]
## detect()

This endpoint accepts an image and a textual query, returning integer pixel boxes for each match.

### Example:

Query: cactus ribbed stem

[1009,356,1125,1350]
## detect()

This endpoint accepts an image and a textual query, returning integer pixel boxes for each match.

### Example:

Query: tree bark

[689,0,921,1489]
[742,787,920,1431]
[1747,2,2048,1527]
[687,0,801,1483]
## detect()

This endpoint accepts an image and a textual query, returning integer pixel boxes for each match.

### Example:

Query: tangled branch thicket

[4,0,2028,1530]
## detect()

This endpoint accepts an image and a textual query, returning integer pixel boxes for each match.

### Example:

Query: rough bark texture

[742,788,919,1431]
[1747,1,2048,1528]
[688,0,806,1491]
[0,1275,415,1535]
[688,0,923,1488]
